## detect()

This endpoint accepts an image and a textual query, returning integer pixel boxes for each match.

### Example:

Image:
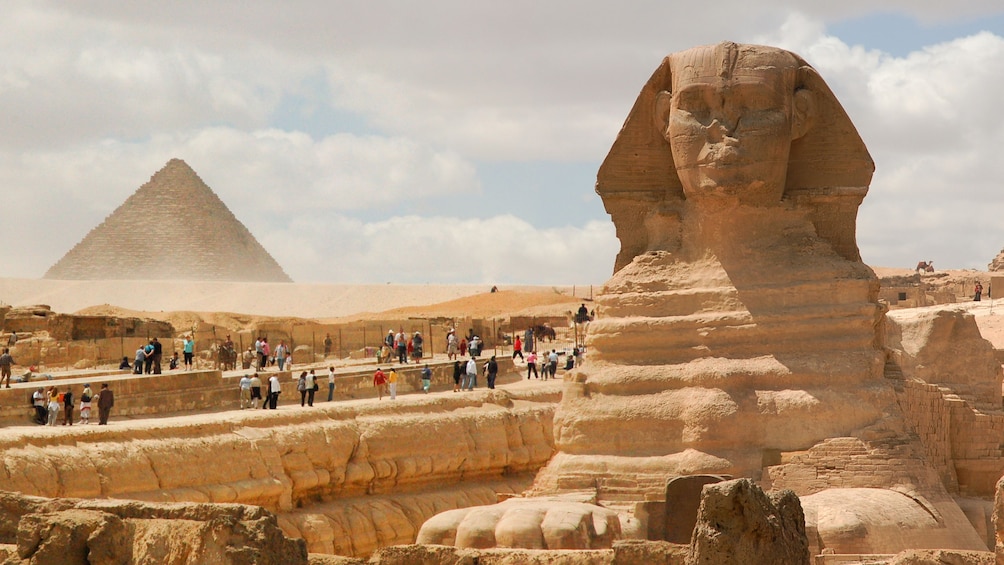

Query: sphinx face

[664,45,799,206]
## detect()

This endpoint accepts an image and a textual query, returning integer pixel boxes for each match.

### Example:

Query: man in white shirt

[548,350,559,379]
[464,357,478,390]
[238,374,252,409]
[268,374,281,409]
[327,366,336,401]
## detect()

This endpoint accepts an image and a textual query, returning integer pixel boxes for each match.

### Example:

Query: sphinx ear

[791,88,816,140]
[654,90,673,136]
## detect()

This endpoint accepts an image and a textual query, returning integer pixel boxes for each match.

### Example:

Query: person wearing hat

[447,329,458,361]
[412,332,424,363]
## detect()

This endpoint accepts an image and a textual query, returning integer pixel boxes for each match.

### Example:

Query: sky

[2,1,1004,285]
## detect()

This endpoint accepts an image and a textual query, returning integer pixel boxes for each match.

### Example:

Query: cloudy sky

[3,2,1004,284]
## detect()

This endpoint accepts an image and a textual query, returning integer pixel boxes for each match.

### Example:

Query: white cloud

[266,214,617,284]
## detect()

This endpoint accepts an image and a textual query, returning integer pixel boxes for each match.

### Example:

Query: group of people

[372,364,434,399]
[450,355,500,391]
[132,338,164,375]
[237,366,338,409]
[381,330,425,364]
[31,383,113,426]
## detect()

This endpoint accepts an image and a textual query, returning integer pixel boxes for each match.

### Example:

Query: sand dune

[0,278,596,320]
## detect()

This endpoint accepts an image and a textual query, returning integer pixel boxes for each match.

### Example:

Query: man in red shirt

[373,368,388,400]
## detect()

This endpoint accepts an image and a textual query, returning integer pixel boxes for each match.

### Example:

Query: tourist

[46,387,60,426]
[486,356,498,390]
[62,386,74,425]
[118,356,131,370]
[261,376,271,409]
[305,370,316,406]
[134,346,146,375]
[32,387,46,425]
[267,373,281,409]
[459,337,468,358]
[323,333,333,357]
[524,327,535,355]
[464,357,478,391]
[79,384,92,424]
[548,350,559,379]
[526,350,538,379]
[169,351,179,370]
[564,351,575,371]
[388,368,398,400]
[243,347,255,370]
[512,336,523,361]
[151,337,163,374]
[470,336,481,358]
[373,368,388,400]
[395,330,407,364]
[327,366,336,401]
[421,364,432,393]
[276,340,289,371]
[250,373,262,408]
[384,330,395,356]
[97,383,114,425]
[285,351,292,372]
[975,282,984,301]
[254,337,264,370]
[261,338,271,369]
[239,374,252,409]
[297,371,307,406]
[142,340,155,374]
[452,360,462,392]
[183,336,195,370]
[412,332,424,363]
[576,303,590,324]
[447,330,458,360]
[7,332,16,347]
[0,347,13,388]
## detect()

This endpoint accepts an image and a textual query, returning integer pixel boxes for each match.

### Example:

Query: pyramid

[44,159,292,282]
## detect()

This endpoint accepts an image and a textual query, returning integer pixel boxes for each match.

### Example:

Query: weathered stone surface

[44,158,291,282]
[886,549,993,565]
[416,497,621,551]
[686,479,808,565]
[0,491,306,565]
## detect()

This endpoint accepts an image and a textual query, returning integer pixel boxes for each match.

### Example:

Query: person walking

[464,357,478,391]
[388,368,398,400]
[0,348,13,388]
[421,364,432,393]
[395,330,407,364]
[276,341,289,371]
[373,368,388,400]
[79,384,93,424]
[250,373,263,409]
[239,374,252,409]
[267,374,281,409]
[297,372,307,406]
[62,387,74,425]
[548,349,559,379]
[512,336,523,361]
[305,370,317,407]
[327,366,336,401]
[447,330,458,360]
[97,383,114,425]
[486,356,499,389]
[412,332,424,363]
[526,351,539,379]
[452,360,462,392]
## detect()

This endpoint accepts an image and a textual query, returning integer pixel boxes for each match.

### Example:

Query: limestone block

[686,479,808,565]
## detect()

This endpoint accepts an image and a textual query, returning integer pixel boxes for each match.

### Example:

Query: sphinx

[418,43,988,556]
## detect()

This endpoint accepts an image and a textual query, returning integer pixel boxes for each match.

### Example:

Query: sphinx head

[655,42,816,206]
[596,42,873,271]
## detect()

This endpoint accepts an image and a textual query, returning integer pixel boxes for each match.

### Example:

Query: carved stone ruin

[418,41,990,556]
